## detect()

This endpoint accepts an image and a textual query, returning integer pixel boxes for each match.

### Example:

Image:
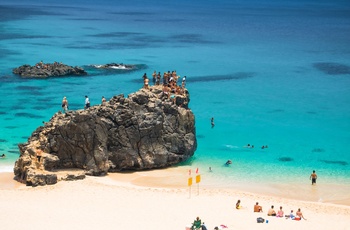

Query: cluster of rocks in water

[12,62,140,78]
[13,62,87,78]
[14,85,197,186]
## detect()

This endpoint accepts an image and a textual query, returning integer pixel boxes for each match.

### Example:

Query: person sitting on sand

[267,205,276,216]
[191,217,202,230]
[236,200,241,209]
[254,202,263,212]
[296,208,307,220]
[285,210,295,219]
[277,206,284,217]
[201,222,208,230]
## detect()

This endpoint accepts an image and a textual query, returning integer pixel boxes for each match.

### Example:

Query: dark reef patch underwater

[313,62,350,75]
[278,157,293,162]
[320,160,348,166]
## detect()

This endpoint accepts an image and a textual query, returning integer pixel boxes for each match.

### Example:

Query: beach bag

[257,217,265,223]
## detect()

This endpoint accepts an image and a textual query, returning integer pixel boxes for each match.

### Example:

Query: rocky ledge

[13,62,87,78]
[14,86,197,186]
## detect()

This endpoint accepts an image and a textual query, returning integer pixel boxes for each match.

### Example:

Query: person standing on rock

[101,96,106,105]
[144,76,149,89]
[152,70,157,85]
[85,95,90,109]
[61,96,68,112]
[36,149,42,163]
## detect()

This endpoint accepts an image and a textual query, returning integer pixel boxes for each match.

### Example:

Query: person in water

[211,117,215,128]
[310,170,317,185]
[0,154,5,158]
[225,160,232,165]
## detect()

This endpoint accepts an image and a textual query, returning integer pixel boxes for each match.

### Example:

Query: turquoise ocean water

[1,0,350,203]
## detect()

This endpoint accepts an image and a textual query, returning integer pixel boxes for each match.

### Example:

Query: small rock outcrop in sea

[12,62,87,78]
[89,63,136,69]
[14,86,196,186]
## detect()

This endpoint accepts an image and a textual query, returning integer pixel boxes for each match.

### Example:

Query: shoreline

[105,167,350,207]
[1,165,349,207]
[1,171,350,230]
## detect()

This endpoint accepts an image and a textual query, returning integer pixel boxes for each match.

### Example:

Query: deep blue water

[0,0,350,201]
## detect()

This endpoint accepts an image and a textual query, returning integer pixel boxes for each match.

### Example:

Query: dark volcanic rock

[13,62,87,78]
[14,86,196,186]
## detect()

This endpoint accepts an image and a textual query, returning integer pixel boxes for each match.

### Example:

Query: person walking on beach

[61,96,68,112]
[85,95,90,109]
[310,170,317,185]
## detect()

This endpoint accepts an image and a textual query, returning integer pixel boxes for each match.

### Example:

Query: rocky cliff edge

[14,86,196,186]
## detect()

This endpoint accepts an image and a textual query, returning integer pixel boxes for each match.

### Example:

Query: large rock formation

[13,62,87,78]
[14,86,196,186]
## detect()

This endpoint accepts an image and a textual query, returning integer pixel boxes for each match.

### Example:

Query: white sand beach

[1,168,350,230]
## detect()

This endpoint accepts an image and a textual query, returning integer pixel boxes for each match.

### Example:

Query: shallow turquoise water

[1,0,350,199]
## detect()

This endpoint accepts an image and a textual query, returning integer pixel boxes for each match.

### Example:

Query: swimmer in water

[225,160,232,165]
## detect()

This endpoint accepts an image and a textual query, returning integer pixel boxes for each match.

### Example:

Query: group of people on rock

[35,60,62,70]
[235,200,307,220]
[146,70,186,88]
[142,70,189,104]
[60,70,189,113]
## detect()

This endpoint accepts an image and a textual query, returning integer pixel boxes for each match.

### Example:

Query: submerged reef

[313,62,350,75]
